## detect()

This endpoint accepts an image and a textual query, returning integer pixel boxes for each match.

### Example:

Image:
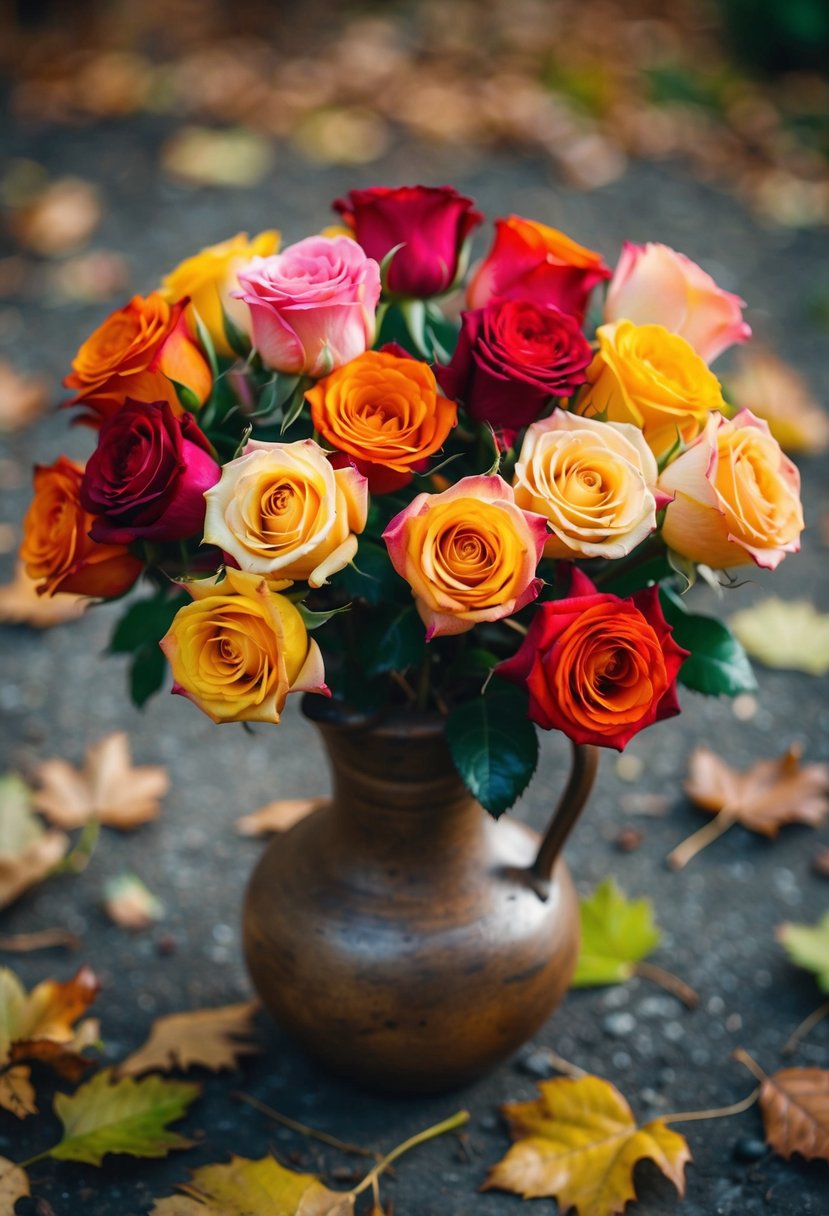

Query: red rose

[496,568,687,750]
[80,400,220,544]
[435,300,592,442]
[333,185,482,298]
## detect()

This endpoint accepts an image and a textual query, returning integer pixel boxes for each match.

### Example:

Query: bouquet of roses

[20,185,804,814]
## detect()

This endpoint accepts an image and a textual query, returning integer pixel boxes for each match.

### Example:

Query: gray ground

[1,114,828,1214]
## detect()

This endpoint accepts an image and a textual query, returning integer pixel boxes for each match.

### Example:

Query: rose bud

[80,400,220,544]
[332,185,482,298]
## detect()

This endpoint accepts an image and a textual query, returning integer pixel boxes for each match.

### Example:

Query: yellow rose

[160,568,327,724]
[203,438,367,589]
[513,413,660,560]
[161,230,279,357]
[574,320,726,457]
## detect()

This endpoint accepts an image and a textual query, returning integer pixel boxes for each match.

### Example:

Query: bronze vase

[242,695,598,1093]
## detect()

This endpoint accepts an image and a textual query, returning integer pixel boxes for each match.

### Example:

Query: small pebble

[615,827,644,853]
[615,754,643,782]
[732,1135,767,1163]
[603,1011,636,1037]
[517,1047,555,1079]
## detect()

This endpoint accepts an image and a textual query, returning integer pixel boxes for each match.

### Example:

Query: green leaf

[778,912,829,993]
[336,542,400,606]
[280,381,309,434]
[49,1070,199,1165]
[190,308,219,380]
[296,602,351,631]
[445,683,539,817]
[591,553,674,598]
[109,592,188,656]
[169,380,201,413]
[666,548,697,593]
[221,306,251,358]
[660,587,757,697]
[130,643,168,708]
[360,603,425,677]
[572,877,661,987]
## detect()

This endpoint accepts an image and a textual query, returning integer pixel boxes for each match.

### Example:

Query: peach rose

[383,475,547,638]
[574,320,726,458]
[160,568,328,724]
[513,413,661,560]
[605,241,750,364]
[203,438,367,588]
[659,409,804,571]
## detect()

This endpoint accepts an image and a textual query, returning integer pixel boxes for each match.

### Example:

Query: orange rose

[305,348,457,493]
[64,293,212,424]
[20,456,142,597]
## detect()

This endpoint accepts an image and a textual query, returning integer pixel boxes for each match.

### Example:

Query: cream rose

[203,438,367,588]
[513,413,661,560]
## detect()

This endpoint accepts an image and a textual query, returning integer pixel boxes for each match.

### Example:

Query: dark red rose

[435,299,593,441]
[80,400,220,544]
[496,568,687,750]
[333,185,482,298]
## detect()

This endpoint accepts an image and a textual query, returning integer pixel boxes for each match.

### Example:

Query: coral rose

[659,409,803,571]
[605,241,751,365]
[20,456,142,598]
[467,216,610,320]
[305,349,457,494]
[161,229,280,357]
[496,568,688,750]
[574,320,726,458]
[513,413,662,560]
[332,184,482,298]
[160,568,328,724]
[383,475,547,638]
[65,293,212,424]
[203,438,367,587]
[235,236,381,377]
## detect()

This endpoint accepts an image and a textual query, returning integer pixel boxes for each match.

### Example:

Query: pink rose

[604,242,751,364]
[235,236,381,377]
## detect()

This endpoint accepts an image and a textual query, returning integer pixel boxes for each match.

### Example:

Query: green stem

[349,1109,470,1198]
[17,1150,51,1169]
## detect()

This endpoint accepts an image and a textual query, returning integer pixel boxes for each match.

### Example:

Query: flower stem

[666,810,737,870]
[350,1109,470,1198]
[232,1091,376,1158]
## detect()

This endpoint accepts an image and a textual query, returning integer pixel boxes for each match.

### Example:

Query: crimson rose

[333,185,482,298]
[80,400,220,544]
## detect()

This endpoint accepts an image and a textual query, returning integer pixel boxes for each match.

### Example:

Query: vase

[242,695,598,1093]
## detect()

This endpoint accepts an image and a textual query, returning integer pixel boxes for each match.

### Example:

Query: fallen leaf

[0,774,69,910]
[0,359,51,432]
[104,872,164,930]
[729,599,829,677]
[726,349,829,455]
[41,249,129,305]
[0,928,78,951]
[49,1069,200,1165]
[293,107,390,165]
[235,797,327,836]
[33,732,169,829]
[150,1155,354,1215]
[572,878,660,987]
[684,745,829,837]
[0,1156,29,1210]
[118,1001,260,1077]
[0,1065,37,1119]
[778,913,829,992]
[0,561,88,627]
[160,126,274,188]
[759,1068,829,1162]
[10,177,101,257]
[484,1074,690,1216]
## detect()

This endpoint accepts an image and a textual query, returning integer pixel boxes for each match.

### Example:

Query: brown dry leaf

[684,745,829,837]
[33,731,169,830]
[41,249,130,305]
[727,349,829,455]
[235,797,328,836]
[11,177,101,257]
[160,126,275,188]
[118,1001,260,1077]
[0,561,88,627]
[0,1065,37,1119]
[0,359,51,432]
[484,1075,690,1216]
[0,1155,30,1209]
[0,774,69,910]
[150,1155,354,1215]
[759,1068,829,1162]
[104,872,164,930]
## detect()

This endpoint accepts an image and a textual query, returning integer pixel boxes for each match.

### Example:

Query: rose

[234,236,381,377]
[512,413,663,560]
[496,568,687,749]
[80,400,220,544]
[605,241,751,364]
[467,215,611,320]
[20,456,142,598]
[332,185,482,298]
[574,320,726,458]
[435,299,592,440]
[64,293,213,425]
[305,348,457,494]
[204,438,368,587]
[658,409,803,570]
[161,229,280,357]
[383,475,547,638]
[160,568,328,724]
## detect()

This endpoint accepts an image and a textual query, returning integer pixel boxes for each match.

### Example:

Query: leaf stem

[732,1047,768,1085]
[350,1109,470,1198]
[0,928,79,952]
[782,999,829,1056]
[666,810,737,870]
[633,961,700,1009]
[232,1091,375,1158]
[662,1085,760,1124]
[17,1150,50,1169]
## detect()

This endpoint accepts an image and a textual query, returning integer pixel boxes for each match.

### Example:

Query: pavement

[1,111,828,1215]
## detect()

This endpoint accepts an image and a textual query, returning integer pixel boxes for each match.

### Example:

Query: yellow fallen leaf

[150,1155,354,1215]
[729,599,829,676]
[0,773,69,910]
[726,349,829,455]
[161,126,275,187]
[0,1155,29,1208]
[118,1002,260,1077]
[0,561,88,627]
[235,797,327,836]
[33,731,169,829]
[0,1065,37,1119]
[0,359,51,432]
[293,108,390,165]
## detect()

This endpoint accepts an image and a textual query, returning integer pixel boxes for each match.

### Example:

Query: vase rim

[300,692,446,741]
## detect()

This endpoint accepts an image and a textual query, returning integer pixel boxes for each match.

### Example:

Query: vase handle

[530,742,599,895]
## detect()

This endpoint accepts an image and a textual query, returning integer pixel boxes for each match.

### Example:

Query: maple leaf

[759,1068,829,1162]
[0,1156,29,1211]
[0,359,50,433]
[49,1069,200,1165]
[729,599,829,677]
[103,871,164,930]
[777,913,829,992]
[150,1155,354,1215]
[0,774,69,910]
[572,878,660,987]
[118,1002,261,1077]
[484,1075,690,1216]
[0,562,88,628]
[235,797,328,836]
[33,731,169,829]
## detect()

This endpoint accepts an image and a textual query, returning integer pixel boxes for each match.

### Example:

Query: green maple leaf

[572,877,661,987]
[49,1069,200,1165]
[778,912,829,992]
